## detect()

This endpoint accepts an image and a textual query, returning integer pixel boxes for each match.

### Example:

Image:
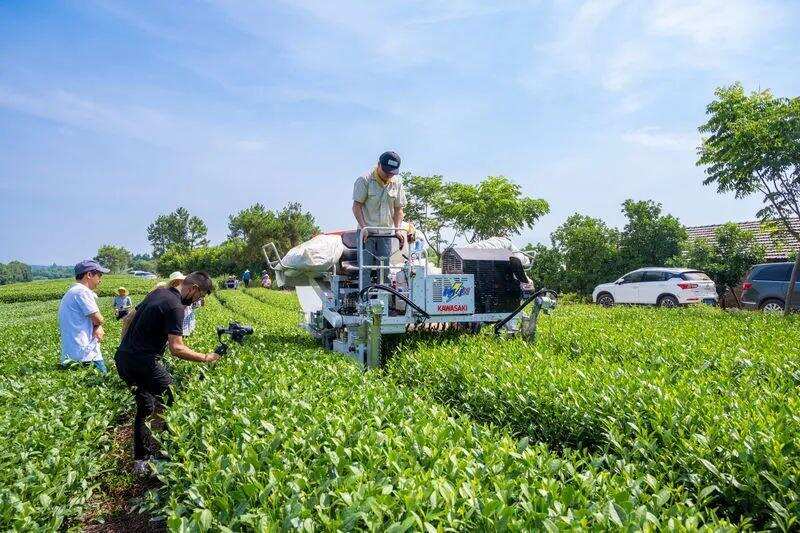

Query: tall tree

[147,207,209,257]
[0,261,32,285]
[618,199,687,272]
[698,83,800,314]
[130,253,156,273]
[277,202,319,248]
[670,222,765,305]
[552,214,620,295]
[402,173,451,261]
[439,176,549,242]
[522,243,565,292]
[94,244,133,273]
[228,202,319,270]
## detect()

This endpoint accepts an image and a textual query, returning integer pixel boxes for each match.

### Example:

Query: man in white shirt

[58,259,109,373]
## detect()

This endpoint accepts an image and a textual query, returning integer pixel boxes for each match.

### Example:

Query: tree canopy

[402,173,450,261]
[670,223,765,302]
[551,214,620,295]
[227,202,319,273]
[618,200,687,273]
[698,83,800,313]
[94,244,133,273]
[0,261,32,285]
[147,207,209,257]
[440,176,549,242]
[403,174,549,259]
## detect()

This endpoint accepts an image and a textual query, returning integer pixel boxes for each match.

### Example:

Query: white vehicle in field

[131,270,157,280]
[592,268,718,308]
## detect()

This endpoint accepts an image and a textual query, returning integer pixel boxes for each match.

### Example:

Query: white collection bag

[281,234,344,274]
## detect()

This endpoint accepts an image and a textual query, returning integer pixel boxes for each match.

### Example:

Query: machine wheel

[597,293,614,308]
[760,298,784,313]
[657,295,679,308]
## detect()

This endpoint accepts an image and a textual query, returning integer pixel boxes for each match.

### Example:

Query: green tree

[439,176,549,242]
[156,241,244,277]
[0,261,32,285]
[130,253,156,273]
[147,207,209,257]
[30,264,73,280]
[618,199,687,272]
[522,243,565,292]
[552,214,620,295]
[698,83,800,314]
[94,244,133,273]
[228,202,319,272]
[277,202,319,249]
[671,222,765,305]
[402,173,451,261]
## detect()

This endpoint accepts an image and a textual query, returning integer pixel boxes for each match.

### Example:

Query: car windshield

[682,271,711,281]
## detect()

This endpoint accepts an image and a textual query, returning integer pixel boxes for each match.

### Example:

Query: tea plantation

[1,281,798,530]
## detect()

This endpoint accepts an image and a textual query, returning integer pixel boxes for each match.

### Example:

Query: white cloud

[648,0,778,49]
[0,87,172,144]
[621,127,698,150]
[529,0,788,101]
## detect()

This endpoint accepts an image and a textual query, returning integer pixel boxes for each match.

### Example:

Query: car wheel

[597,293,614,307]
[657,295,679,308]
[760,298,784,313]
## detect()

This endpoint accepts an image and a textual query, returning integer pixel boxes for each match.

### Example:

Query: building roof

[685,219,800,261]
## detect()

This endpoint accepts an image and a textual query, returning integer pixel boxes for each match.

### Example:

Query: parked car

[593,268,718,308]
[739,262,800,312]
[131,270,157,280]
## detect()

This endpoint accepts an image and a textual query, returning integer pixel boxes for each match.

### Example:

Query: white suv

[592,268,718,308]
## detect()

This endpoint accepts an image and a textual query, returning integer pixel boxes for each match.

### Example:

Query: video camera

[214,322,254,356]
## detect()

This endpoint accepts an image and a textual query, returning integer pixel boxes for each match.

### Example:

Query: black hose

[494,289,557,334]
[359,284,431,319]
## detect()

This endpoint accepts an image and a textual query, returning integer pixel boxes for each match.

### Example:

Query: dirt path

[79,413,166,532]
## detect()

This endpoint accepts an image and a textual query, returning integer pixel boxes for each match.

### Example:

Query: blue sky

[1,0,799,265]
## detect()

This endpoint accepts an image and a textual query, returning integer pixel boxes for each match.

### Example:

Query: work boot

[132,459,151,477]
[132,454,166,477]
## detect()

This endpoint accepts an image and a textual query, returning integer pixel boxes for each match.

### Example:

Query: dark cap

[74,259,110,277]
[378,151,401,175]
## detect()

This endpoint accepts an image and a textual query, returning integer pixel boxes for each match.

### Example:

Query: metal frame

[264,228,556,369]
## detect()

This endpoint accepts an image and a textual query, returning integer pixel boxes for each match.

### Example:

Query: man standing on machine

[352,150,406,288]
[115,271,219,475]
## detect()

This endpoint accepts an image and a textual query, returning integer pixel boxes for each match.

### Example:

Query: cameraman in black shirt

[115,271,219,474]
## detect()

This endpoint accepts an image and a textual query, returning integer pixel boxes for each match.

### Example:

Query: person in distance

[113,287,132,320]
[58,259,110,374]
[115,270,219,475]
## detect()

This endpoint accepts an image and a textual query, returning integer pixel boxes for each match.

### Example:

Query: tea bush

[388,305,800,529]
[145,290,729,530]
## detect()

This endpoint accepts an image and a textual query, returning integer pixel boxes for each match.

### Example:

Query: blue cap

[74,259,110,277]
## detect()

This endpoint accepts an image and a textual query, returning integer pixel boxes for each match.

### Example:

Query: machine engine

[441,247,523,314]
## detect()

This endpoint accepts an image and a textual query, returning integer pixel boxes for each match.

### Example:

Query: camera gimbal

[214,322,254,356]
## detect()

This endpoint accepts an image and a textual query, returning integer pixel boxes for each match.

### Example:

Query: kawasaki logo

[437,304,467,313]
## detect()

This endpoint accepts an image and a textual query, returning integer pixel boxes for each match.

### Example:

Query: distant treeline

[31,264,74,280]
[0,263,77,285]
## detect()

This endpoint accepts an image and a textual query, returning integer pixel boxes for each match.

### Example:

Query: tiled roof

[685,219,800,261]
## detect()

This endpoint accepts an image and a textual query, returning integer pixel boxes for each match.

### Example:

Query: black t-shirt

[117,287,185,361]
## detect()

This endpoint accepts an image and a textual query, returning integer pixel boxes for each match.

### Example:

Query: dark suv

[740,262,800,312]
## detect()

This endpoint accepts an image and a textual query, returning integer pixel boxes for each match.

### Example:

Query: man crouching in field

[58,259,110,373]
[115,270,220,475]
